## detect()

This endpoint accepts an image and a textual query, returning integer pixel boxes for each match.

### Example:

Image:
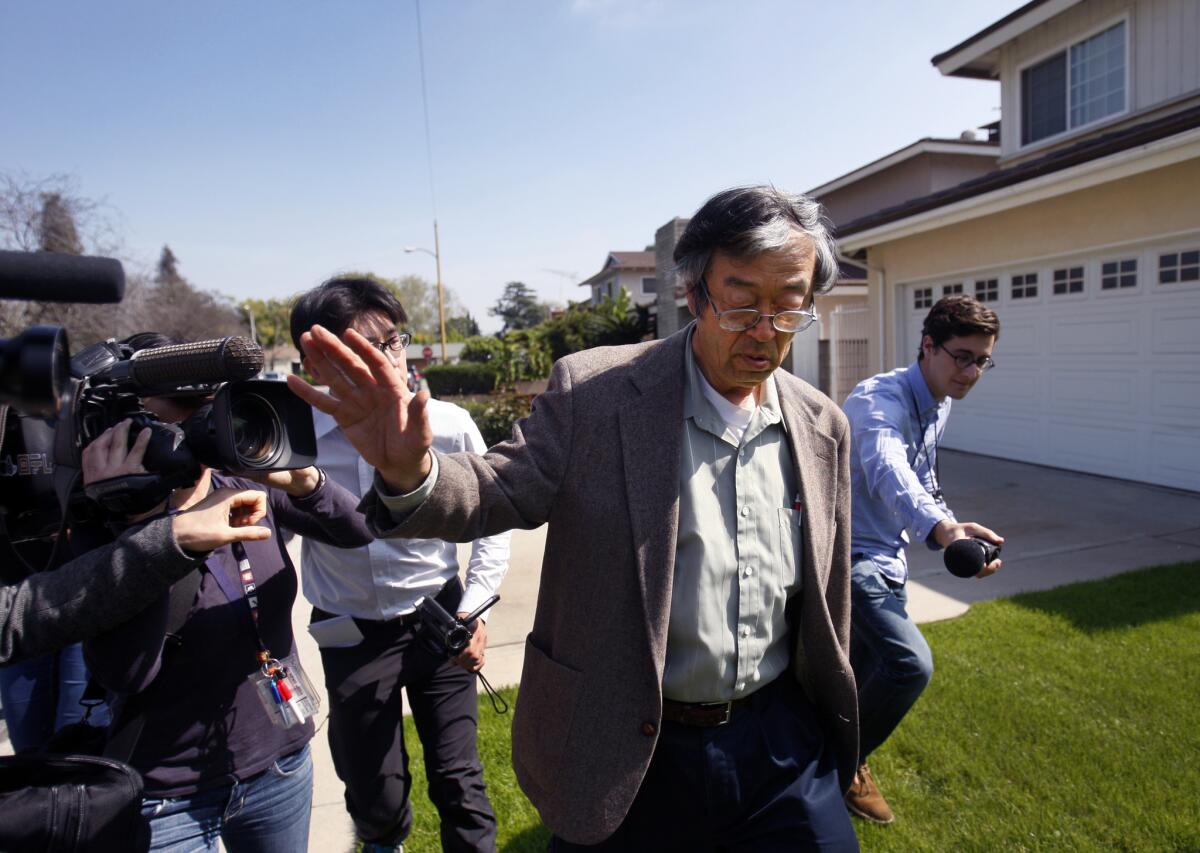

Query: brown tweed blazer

[361,326,858,845]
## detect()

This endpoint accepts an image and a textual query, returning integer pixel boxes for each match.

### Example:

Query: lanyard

[206,539,273,664]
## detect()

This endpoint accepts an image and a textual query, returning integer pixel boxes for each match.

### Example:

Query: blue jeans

[0,642,110,753]
[140,743,313,853]
[849,558,934,763]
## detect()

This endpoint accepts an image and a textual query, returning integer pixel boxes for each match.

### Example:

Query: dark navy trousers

[550,676,858,852]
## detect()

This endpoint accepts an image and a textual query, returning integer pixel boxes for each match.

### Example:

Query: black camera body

[414,589,500,659]
[50,338,317,517]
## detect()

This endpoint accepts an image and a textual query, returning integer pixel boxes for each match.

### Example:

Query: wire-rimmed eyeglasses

[935,343,995,372]
[700,277,818,334]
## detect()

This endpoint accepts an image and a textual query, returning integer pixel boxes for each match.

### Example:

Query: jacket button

[641,721,657,736]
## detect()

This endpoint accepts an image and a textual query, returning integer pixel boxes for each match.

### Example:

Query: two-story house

[579,251,658,309]
[835,0,1200,491]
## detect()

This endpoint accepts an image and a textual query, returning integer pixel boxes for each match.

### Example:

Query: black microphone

[109,336,264,391]
[944,537,1002,578]
[0,250,125,304]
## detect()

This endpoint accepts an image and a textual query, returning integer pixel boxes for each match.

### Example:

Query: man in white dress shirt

[291,277,511,853]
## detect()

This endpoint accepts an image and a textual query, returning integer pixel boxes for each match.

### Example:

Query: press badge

[250,652,320,729]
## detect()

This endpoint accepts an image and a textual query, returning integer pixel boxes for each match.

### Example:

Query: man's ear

[686,287,698,318]
[920,335,934,357]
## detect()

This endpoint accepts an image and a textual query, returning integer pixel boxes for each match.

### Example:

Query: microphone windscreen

[0,251,125,304]
[128,337,264,390]
[944,538,986,578]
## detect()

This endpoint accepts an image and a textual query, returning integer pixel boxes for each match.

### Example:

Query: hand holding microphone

[934,520,1004,579]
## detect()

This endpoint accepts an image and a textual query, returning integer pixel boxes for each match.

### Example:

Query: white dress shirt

[301,401,511,620]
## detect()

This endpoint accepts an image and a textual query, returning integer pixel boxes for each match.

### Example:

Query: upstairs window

[1021,21,1126,146]
[914,288,933,310]
[642,276,658,294]
[943,283,963,295]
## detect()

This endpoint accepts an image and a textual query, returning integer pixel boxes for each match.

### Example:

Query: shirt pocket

[777,507,804,595]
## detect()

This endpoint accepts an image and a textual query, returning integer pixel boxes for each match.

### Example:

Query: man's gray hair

[673,185,840,302]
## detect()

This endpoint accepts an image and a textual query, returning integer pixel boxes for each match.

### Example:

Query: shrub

[458,394,533,447]
[423,362,497,396]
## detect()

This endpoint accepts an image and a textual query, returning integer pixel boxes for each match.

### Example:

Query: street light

[404,225,448,363]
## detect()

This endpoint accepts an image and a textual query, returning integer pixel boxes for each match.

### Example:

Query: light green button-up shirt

[662,334,803,702]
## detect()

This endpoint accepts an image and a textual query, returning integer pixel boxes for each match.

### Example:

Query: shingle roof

[838,104,1200,239]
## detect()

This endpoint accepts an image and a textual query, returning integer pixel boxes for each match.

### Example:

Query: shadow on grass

[1007,561,1200,632]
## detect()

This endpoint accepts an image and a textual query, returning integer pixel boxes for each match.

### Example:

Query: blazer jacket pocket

[512,635,582,794]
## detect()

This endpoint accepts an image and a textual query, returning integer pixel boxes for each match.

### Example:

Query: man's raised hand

[286,325,434,492]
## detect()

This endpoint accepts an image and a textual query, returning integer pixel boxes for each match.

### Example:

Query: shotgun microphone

[944,537,1002,578]
[0,250,125,303]
[106,336,264,391]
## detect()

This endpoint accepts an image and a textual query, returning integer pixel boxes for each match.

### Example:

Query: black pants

[314,606,496,852]
[549,677,858,852]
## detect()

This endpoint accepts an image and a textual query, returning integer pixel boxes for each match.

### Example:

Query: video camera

[0,249,316,550]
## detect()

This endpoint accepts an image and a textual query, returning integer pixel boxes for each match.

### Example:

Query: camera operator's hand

[171,487,271,553]
[240,466,321,498]
[288,325,433,493]
[933,520,1004,578]
[82,419,152,484]
[454,613,487,673]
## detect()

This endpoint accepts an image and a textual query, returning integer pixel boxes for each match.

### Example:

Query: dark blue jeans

[550,677,858,852]
[0,642,109,753]
[139,743,313,852]
[849,558,934,762]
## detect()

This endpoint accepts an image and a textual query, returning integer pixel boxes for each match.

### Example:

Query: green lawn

[401,562,1200,852]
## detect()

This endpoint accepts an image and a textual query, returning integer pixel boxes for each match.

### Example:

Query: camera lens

[230,393,281,466]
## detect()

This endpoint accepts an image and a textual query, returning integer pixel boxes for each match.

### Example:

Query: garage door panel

[1049,311,1139,355]
[1049,369,1138,419]
[1044,417,1142,481]
[1151,371,1200,424]
[942,411,1041,460]
[965,367,1042,410]
[1151,304,1200,354]
[992,316,1040,354]
[1148,429,1200,491]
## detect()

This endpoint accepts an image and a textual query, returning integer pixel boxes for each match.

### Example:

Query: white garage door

[900,239,1200,492]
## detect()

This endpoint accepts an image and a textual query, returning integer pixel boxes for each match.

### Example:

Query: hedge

[423,362,498,396]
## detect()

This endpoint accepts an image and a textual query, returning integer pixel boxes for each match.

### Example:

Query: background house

[835,0,1200,491]
[579,251,658,309]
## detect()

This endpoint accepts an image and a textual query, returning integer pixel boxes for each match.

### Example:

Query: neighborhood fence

[829,304,870,405]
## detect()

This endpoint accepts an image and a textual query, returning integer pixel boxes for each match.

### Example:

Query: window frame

[1050,264,1087,300]
[1097,255,1140,296]
[973,277,1000,303]
[1156,244,1200,290]
[1010,270,1041,301]
[1016,14,1131,150]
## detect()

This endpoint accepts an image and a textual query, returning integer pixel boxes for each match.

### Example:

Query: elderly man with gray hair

[291,185,860,851]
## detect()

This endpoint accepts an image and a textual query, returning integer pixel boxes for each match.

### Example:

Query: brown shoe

[845,764,895,825]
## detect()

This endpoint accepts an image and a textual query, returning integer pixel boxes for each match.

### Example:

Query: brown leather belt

[661,696,754,727]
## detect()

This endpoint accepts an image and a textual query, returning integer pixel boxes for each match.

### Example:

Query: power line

[413,0,438,220]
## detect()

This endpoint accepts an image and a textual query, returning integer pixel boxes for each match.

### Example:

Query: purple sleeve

[262,472,374,548]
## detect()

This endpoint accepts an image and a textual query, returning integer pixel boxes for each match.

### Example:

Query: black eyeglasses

[700,278,817,334]
[936,343,995,372]
[369,332,412,354]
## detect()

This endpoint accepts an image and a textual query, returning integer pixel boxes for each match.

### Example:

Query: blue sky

[3,0,1017,332]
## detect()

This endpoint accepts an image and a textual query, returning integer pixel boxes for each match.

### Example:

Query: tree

[0,172,131,345]
[145,245,244,341]
[240,297,295,369]
[537,290,648,361]
[38,193,84,255]
[445,312,480,341]
[489,281,547,333]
